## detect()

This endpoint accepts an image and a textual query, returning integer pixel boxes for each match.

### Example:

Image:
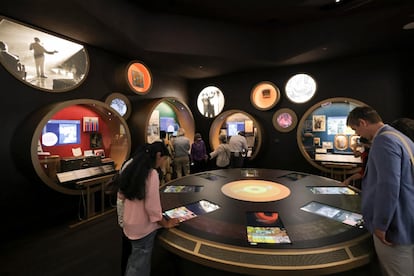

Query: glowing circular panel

[250,81,280,110]
[127,61,152,94]
[221,180,291,202]
[285,73,317,103]
[197,86,225,118]
[272,108,298,133]
[105,93,131,119]
[41,132,58,146]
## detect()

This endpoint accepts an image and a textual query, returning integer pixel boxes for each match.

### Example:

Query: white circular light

[42,132,58,146]
[285,73,317,103]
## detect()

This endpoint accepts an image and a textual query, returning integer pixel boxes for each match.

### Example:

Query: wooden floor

[0,209,381,276]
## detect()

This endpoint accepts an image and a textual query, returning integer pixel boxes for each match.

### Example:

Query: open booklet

[300,201,364,228]
[246,211,291,244]
[163,199,220,222]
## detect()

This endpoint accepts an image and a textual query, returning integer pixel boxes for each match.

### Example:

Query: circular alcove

[27,99,131,195]
[209,110,262,160]
[129,97,195,148]
[296,97,367,174]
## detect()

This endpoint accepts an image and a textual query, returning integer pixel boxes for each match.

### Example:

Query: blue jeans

[125,230,157,276]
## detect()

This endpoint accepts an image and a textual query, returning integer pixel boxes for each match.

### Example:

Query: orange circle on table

[221,180,291,202]
[127,62,152,94]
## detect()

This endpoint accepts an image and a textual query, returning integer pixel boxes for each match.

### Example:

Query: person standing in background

[346,106,414,276]
[190,133,208,173]
[172,128,191,178]
[29,37,58,78]
[228,131,248,168]
[209,134,231,169]
[117,141,179,276]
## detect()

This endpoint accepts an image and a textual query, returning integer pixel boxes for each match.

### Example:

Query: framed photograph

[312,115,326,132]
[83,117,99,132]
[313,137,321,146]
[90,132,103,149]
[334,134,348,150]
[250,81,280,111]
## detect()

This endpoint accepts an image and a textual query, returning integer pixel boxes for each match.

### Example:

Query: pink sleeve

[145,169,163,222]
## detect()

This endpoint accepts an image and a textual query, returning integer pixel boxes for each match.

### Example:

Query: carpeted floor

[0,209,380,276]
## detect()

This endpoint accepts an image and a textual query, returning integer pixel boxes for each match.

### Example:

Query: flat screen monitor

[159,117,178,134]
[42,119,81,146]
[227,121,245,136]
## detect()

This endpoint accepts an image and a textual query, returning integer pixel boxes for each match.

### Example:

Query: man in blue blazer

[346,106,414,276]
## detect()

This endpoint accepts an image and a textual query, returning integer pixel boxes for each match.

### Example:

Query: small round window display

[272,108,298,132]
[126,61,152,94]
[197,86,225,118]
[105,93,131,119]
[110,98,127,117]
[250,81,280,110]
[285,73,317,103]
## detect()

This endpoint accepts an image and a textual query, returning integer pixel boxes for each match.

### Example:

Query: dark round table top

[158,168,373,275]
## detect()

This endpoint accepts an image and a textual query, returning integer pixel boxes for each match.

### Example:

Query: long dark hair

[119,141,169,200]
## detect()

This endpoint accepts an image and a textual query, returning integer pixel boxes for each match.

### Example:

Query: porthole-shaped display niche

[297,97,366,173]
[105,93,132,119]
[129,97,195,147]
[126,60,152,95]
[272,108,298,133]
[250,81,280,110]
[197,86,225,118]
[0,16,89,92]
[209,110,262,160]
[285,73,317,103]
[30,99,131,195]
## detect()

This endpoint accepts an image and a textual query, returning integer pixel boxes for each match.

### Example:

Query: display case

[296,97,367,175]
[250,81,280,110]
[12,99,131,195]
[209,110,262,160]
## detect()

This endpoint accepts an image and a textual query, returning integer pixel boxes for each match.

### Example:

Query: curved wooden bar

[158,169,373,275]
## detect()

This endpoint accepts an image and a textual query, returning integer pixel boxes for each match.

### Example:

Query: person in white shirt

[228,131,248,168]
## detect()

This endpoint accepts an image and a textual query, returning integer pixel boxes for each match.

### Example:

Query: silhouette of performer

[29,37,58,78]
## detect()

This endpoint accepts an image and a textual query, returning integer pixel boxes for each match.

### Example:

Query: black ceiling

[2,0,414,79]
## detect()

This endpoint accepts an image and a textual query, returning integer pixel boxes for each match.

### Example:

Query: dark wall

[188,51,411,174]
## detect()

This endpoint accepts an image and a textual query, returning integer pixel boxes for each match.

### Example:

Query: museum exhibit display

[208,110,262,160]
[105,92,132,119]
[158,168,372,275]
[0,16,88,92]
[250,81,281,111]
[125,60,152,94]
[296,97,367,179]
[128,97,195,146]
[272,108,298,133]
[197,85,225,118]
[285,73,317,104]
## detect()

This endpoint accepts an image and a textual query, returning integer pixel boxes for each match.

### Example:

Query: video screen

[42,119,81,146]
[308,186,357,195]
[246,211,291,244]
[163,199,220,222]
[159,117,178,133]
[300,201,363,227]
[227,121,245,136]
[162,185,203,193]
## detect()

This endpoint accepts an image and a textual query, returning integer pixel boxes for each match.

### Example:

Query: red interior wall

[40,105,110,158]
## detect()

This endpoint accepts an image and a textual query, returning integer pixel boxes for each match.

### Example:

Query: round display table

[158,168,373,275]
